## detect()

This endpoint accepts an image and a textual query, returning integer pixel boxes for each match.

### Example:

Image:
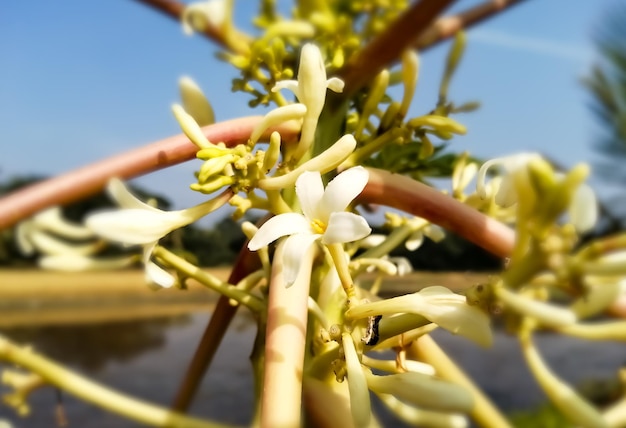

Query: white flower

[365,370,473,413]
[16,206,95,256]
[248,167,371,285]
[87,178,228,288]
[476,152,540,207]
[568,182,598,233]
[346,286,493,347]
[272,43,345,160]
[476,153,598,232]
[181,0,226,36]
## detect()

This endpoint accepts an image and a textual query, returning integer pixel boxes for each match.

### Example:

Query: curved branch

[132,0,234,50]
[0,125,514,259]
[0,117,299,230]
[360,168,515,258]
[415,0,529,51]
[338,0,457,96]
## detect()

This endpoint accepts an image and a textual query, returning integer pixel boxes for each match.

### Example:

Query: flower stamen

[310,219,326,234]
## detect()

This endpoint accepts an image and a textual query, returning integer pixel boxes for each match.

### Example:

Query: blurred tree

[584,2,626,231]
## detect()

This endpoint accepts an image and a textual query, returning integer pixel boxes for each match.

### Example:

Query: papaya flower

[86,178,232,287]
[476,153,597,233]
[271,43,345,160]
[345,286,493,347]
[476,152,541,208]
[248,166,371,286]
[181,0,226,36]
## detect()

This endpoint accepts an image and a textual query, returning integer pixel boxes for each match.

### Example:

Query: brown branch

[171,242,261,412]
[338,0,457,96]
[360,168,515,258]
[132,0,243,50]
[415,0,529,51]
[0,117,300,230]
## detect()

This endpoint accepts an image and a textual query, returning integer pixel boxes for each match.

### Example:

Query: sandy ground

[0,268,489,327]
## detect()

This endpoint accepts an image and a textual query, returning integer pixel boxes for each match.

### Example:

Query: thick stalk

[261,240,315,427]
[360,167,515,258]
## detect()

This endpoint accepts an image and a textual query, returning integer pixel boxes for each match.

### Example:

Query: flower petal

[272,79,300,98]
[15,222,35,255]
[494,175,518,208]
[107,178,161,212]
[87,209,181,245]
[33,207,95,239]
[342,333,371,428]
[322,212,371,245]
[405,231,424,251]
[346,286,492,347]
[569,183,597,234]
[145,261,176,288]
[247,213,311,251]
[39,254,136,271]
[365,371,473,413]
[295,171,325,221]
[282,233,320,286]
[320,166,369,217]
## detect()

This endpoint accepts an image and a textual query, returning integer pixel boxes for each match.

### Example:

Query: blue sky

[0,0,620,220]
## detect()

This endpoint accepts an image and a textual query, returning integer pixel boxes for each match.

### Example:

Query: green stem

[410,335,512,428]
[327,243,356,304]
[0,335,236,428]
[154,246,264,313]
[339,128,403,170]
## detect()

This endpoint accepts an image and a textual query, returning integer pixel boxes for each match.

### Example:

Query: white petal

[15,222,35,255]
[346,286,493,347]
[365,371,473,413]
[145,262,176,288]
[494,175,518,207]
[326,77,345,93]
[272,79,300,98]
[476,158,498,199]
[342,333,371,428]
[359,234,386,249]
[28,230,101,256]
[179,76,215,127]
[424,224,446,243]
[388,257,413,276]
[322,212,371,244]
[320,166,369,218]
[295,171,325,220]
[87,209,182,245]
[247,213,311,251]
[107,178,160,212]
[39,254,136,271]
[405,231,424,251]
[569,183,597,234]
[282,233,320,286]
[296,43,327,116]
[33,207,95,239]
[181,0,226,35]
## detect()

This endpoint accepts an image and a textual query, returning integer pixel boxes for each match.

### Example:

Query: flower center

[310,218,327,235]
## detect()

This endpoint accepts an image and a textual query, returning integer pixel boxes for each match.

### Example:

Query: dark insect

[363,315,383,346]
